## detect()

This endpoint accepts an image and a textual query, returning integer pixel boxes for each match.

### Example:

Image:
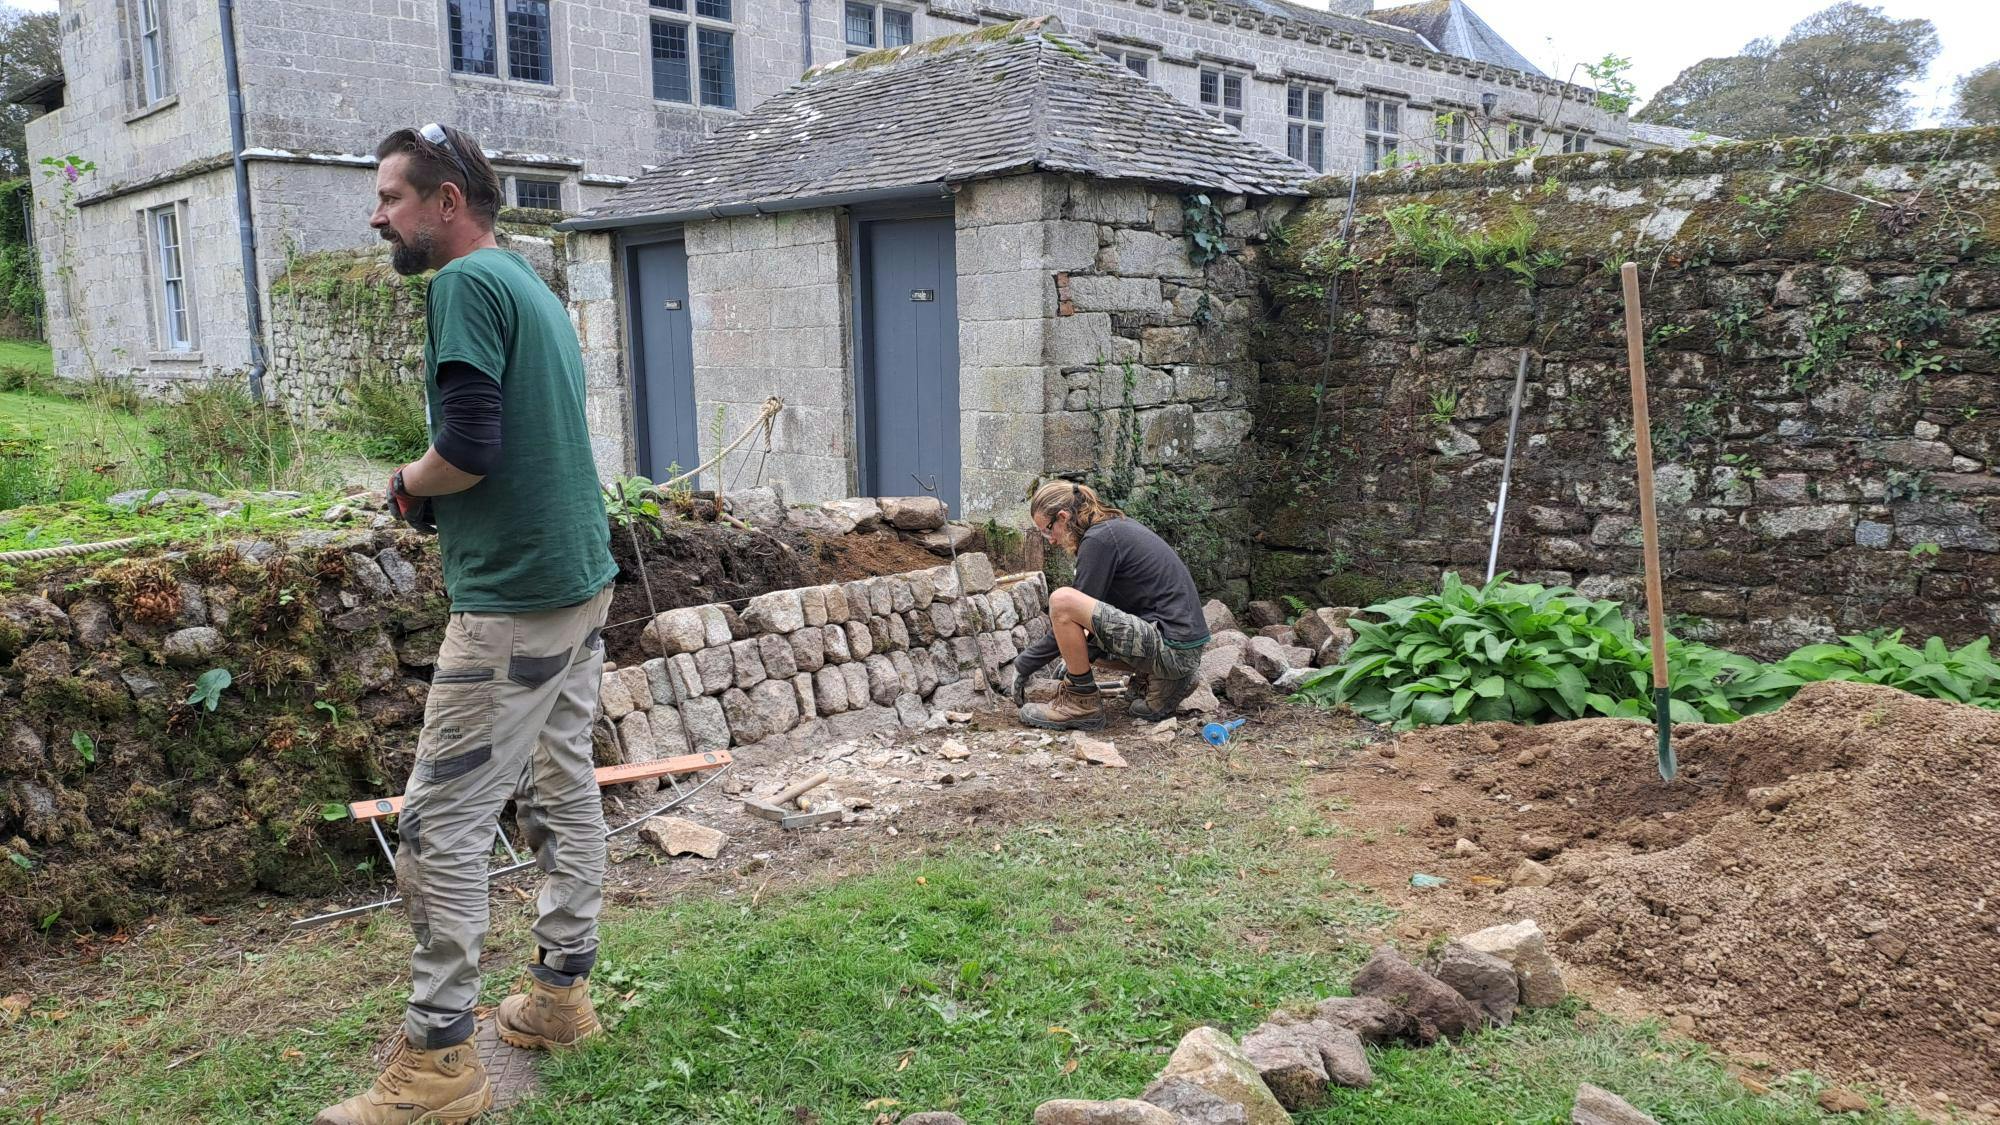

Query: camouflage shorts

[1088,601,1205,681]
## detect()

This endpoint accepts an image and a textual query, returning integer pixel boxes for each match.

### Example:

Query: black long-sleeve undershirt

[434,360,502,476]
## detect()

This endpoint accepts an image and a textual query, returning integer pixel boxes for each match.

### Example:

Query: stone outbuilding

[561,17,1312,519]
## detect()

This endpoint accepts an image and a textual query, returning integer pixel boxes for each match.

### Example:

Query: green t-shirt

[423,248,616,614]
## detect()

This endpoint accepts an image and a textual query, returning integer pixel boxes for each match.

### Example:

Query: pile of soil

[1399,681,2000,1105]
[603,521,948,665]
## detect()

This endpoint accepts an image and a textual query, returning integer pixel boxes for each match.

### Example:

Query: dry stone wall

[607,553,1047,763]
[1250,128,2000,657]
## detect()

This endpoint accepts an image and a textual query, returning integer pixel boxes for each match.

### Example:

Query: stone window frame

[447,0,564,89]
[119,0,175,112]
[140,200,198,356]
[845,2,916,52]
[1099,45,1152,79]
[1432,106,1469,164]
[1199,66,1246,130]
[1363,96,1403,172]
[507,174,565,210]
[1285,83,1326,172]
[1507,121,1538,155]
[1558,130,1589,154]
[649,0,737,109]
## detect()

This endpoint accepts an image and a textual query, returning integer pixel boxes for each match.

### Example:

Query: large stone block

[695,645,736,694]
[698,605,733,647]
[1067,274,1166,313]
[930,601,960,639]
[864,653,901,706]
[911,647,940,695]
[790,626,826,672]
[799,585,828,627]
[646,607,707,655]
[600,669,637,720]
[617,710,659,764]
[751,678,801,735]
[846,618,875,660]
[682,694,731,754]
[1428,942,1519,1027]
[668,653,703,700]
[822,622,853,663]
[1460,919,1567,1008]
[759,632,798,679]
[720,688,765,744]
[930,639,962,684]
[742,590,806,633]
[840,662,872,713]
[956,552,996,593]
[1100,229,1200,278]
[1350,946,1482,1043]
[730,638,768,689]
[821,582,852,622]
[867,578,895,616]
[889,650,919,694]
[814,664,850,714]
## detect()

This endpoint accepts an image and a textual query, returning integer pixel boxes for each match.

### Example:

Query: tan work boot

[314,1036,491,1124]
[495,977,603,1051]
[1020,681,1107,731]
[1129,674,1194,721]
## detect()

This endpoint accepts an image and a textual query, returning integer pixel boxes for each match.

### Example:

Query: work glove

[1012,654,1050,708]
[385,466,436,534]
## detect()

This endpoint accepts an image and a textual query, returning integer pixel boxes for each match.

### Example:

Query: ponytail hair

[1029,480,1123,547]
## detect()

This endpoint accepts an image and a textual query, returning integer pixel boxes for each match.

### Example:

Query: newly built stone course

[611,554,1043,762]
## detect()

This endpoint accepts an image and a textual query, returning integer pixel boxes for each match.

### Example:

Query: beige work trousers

[396,584,612,1049]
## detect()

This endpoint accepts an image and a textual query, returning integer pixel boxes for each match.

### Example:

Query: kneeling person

[1013,482,1210,729]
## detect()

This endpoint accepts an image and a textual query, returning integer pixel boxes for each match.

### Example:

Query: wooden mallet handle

[769,771,830,807]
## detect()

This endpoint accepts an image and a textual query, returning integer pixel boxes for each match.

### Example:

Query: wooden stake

[1619,262,1676,781]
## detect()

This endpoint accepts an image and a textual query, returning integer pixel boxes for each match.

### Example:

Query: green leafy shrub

[333,373,429,464]
[1776,632,2000,708]
[1294,573,1797,730]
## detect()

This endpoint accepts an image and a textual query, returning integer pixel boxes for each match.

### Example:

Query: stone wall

[683,210,854,500]
[602,553,1047,764]
[1249,128,2000,657]
[264,214,577,425]
[1023,174,1290,600]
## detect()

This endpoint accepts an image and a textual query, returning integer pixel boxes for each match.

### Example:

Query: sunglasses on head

[417,122,472,187]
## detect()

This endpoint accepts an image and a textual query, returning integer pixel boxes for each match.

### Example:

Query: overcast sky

[5,0,1990,121]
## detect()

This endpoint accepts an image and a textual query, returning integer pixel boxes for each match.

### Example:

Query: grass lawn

[0,780,1908,1124]
[0,337,54,376]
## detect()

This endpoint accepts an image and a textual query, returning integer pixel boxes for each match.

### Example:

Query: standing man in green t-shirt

[318,124,618,1125]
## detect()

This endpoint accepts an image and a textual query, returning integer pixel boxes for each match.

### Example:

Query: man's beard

[386,228,436,276]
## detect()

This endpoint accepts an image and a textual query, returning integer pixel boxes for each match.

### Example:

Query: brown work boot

[1129,673,1194,721]
[314,1036,491,1124]
[495,977,603,1051]
[1020,681,1107,731]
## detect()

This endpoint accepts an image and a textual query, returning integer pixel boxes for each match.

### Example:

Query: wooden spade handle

[1620,262,1670,692]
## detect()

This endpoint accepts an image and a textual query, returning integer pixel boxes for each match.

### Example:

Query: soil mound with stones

[1400,681,2000,1105]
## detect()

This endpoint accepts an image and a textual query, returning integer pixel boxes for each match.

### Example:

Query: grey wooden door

[859,216,960,514]
[627,238,698,480]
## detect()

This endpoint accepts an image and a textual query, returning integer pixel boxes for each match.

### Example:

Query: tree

[1635,3,1938,139]
[1952,62,2000,127]
[0,9,61,177]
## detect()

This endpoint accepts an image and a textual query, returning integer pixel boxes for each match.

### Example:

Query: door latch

[909,289,935,302]
[663,298,684,311]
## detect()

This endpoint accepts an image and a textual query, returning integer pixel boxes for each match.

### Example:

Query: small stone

[938,740,971,761]
[1461,919,1566,1007]
[637,816,727,859]
[1179,682,1221,713]
[1243,636,1292,680]
[880,495,948,531]
[945,710,973,723]
[1071,732,1128,768]
[1350,946,1481,1042]
[1224,665,1275,709]
[1429,942,1518,1026]
[161,626,224,666]
[1305,996,1416,1045]
[374,547,419,594]
[1667,1013,1696,1035]
[1142,1026,1289,1125]
[1201,599,1240,634]
[1573,1083,1659,1124]
[1032,1099,1175,1125]
[1143,1078,1251,1124]
[1816,1088,1870,1116]
[1511,859,1555,888]
[322,504,353,522]
[1454,837,1481,857]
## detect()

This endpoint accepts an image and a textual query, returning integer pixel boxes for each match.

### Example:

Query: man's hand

[1012,655,1049,708]
[386,466,436,533]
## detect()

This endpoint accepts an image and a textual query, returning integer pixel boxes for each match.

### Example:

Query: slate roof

[569,17,1315,229]
[1370,0,1544,77]
[1220,0,1430,52]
